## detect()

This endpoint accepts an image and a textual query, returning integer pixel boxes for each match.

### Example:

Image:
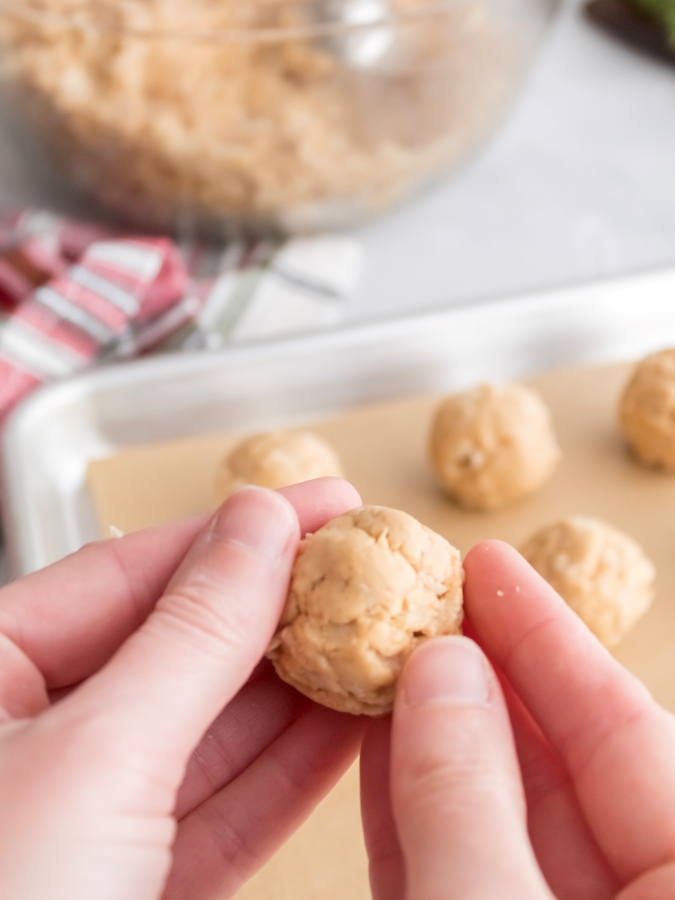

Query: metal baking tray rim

[4,264,675,577]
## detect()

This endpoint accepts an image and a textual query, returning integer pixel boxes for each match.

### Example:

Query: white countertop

[349,0,675,321]
[1,0,674,583]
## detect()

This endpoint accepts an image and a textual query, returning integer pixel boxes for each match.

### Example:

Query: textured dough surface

[267,505,464,715]
[619,349,675,472]
[520,515,655,647]
[216,430,343,499]
[428,382,561,511]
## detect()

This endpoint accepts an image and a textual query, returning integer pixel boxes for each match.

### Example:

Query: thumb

[53,486,299,782]
[391,637,553,900]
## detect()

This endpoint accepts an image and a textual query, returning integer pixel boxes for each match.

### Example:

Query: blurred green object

[586,0,675,62]
[635,0,675,45]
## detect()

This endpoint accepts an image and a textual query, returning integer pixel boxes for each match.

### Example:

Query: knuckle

[398,710,523,812]
[149,534,280,662]
[151,580,251,662]
[198,803,260,884]
[104,535,157,627]
[264,736,326,797]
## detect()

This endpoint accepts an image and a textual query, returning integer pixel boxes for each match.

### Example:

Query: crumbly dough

[0,0,518,229]
[267,505,464,715]
[520,515,655,647]
[428,382,561,512]
[619,349,675,472]
[215,429,343,499]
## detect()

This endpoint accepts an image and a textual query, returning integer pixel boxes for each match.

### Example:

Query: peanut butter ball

[216,430,343,500]
[520,515,655,647]
[619,349,675,472]
[429,383,561,511]
[267,505,464,716]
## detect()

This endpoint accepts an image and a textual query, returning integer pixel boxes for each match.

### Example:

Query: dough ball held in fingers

[267,505,464,716]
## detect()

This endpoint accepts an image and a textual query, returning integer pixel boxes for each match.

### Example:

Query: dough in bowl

[520,515,655,647]
[619,348,675,472]
[215,430,343,500]
[428,382,561,511]
[267,505,464,716]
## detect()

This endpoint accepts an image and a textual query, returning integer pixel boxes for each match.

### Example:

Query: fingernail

[404,637,489,707]
[213,486,297,561]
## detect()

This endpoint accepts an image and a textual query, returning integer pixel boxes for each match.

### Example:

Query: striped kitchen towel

[0,210,363,427]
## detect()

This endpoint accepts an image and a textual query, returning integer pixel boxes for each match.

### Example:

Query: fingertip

[399,636,490,710]
[463,540,540,609]
[462,533,587,669]
[224,482,299,518]
[279,476,362,508]
[464,539,521,573]
[213,485,300,561]
[278,477,362,536]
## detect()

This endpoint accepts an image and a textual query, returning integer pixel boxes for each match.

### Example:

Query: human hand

[0,477,366,900]
[361,540,675,900]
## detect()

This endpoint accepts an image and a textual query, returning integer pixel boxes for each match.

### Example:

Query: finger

[175,663,310,819]
[0,477,361,689]
[464,540,675,883]
[617,862,675,900]
[0,632,49,720]
[0,514,208,688]
[54,486,299,781]
[163,705,366,900]
[468,610,608,897]
[499,672,619,900]
[391,636,552,899]
[360,717,405,900]
[279,477,361,536]
[55,479,361,791]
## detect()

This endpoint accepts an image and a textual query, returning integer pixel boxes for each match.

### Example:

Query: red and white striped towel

[0,210,363,428]
[0,211,187,425]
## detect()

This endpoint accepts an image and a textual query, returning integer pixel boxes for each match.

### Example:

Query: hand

[0,477,366,900]
[361,540,675,900]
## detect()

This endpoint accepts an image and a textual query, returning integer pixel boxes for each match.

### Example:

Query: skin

[0,477,367,900]
[362,540,675,900]
[2,480,675,898]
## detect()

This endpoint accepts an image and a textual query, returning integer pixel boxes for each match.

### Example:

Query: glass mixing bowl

[0,0,554,235]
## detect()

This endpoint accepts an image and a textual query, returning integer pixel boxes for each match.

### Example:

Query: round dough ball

[216,430,343,500]
[520,515,655,647]
[619,349,675,472]
[428,383,561,511]
[267,505,464,716]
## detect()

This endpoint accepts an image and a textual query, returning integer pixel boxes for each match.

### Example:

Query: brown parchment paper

[86,361,675,899]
